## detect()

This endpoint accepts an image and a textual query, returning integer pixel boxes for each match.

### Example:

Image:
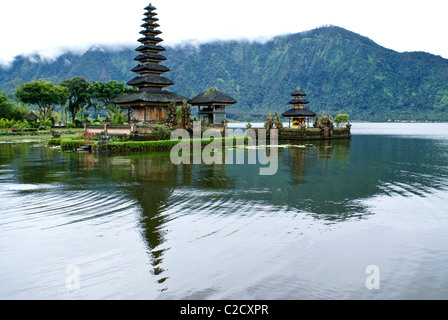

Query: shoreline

[0,129,83,142]
[47,136,251,153]
[2,122,446,145]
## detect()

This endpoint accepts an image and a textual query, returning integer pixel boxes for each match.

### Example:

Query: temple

[112,4,188,124]
[189,89,237,127]
[77,3,351,151]
[282,89,316,128]
[265,86,352,140]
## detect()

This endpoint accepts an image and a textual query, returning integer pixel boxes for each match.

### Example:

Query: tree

[59,77,90,123]
[313,113,320,128]
[106,108,125,125]
[181,99,191,129]
[165,99,178,129]
[87,80,137,117]
[0,92,18,120]
[274,112,283,129]
[15,80,69,123]
[0,118,14,132]
[264,112,274,131]
[334,114,349,127]
[0,92,28,120]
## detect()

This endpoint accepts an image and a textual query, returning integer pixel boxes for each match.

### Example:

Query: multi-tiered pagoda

[112,3,188,124]
[282,88,316,128]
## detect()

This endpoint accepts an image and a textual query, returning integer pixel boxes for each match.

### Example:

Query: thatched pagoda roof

[131,63,170,73]
[112,90,188,105]
[140,29,162,36]
[141,22,160,28]
[289,99,309,105]
[135,44,165,53]
[127,75,174,87]
[291,89,307,97]
[282,108,316,118]
[189,91,237,106]
[134,53,167,62]
[143,16,159,22]
[144,4,157,11]
[138,36,163,43]
[24,112,38,121]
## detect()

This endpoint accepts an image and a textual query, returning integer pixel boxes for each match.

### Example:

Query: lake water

[1,122,448,300]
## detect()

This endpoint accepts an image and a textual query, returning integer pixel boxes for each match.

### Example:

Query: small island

[259,88,352,141]
[75,5,351,152]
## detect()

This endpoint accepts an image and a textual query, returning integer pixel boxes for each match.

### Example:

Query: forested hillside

[2,26,448,121]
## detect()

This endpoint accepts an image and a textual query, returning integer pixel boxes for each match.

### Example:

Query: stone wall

[254,127,351,141]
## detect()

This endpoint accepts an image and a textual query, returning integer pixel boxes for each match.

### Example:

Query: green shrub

[47,138,63,146]
[61,139,83,150]
[94,140,179,153]
[107,108,125,125]
[334,114,349,127]
[154,125,172,141]
[93,136,250,153]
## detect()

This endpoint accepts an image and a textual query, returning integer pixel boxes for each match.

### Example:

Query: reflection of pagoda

[112,3,188,124]
[282,88,316,128]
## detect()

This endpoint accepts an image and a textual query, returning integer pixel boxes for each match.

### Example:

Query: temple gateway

[189,90,237,127]
[112,4,188,124]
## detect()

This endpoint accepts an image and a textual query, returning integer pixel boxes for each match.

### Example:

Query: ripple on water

[0,185,140,232]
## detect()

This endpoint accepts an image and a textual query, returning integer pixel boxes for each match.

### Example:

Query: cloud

[1,0,448,66]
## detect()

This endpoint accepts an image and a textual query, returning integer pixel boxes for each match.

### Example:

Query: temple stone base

[254,127,351,141]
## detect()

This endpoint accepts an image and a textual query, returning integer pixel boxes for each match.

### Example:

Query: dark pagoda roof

[282,108,316,118]
[291,89,307,97]
[24,112,38,121]
[112,90,188,105]
[189,91,237,106]
[139,29,162,36]
[138,36,163,43]
[289,99,309,105]
[143,16,159,22]
[136,44,166,53]
[144,12,158,17]
[144,4,157,11]
[134,53,167,62]
[127,75,174,87]
[141,22,160,28]
[131,63,170,73]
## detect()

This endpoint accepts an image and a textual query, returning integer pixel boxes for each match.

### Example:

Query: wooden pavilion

[189,90,237,127]
[282,89,316,128]
[112,3,188,124]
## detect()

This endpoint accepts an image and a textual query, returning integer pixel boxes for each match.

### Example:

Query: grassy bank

[48,136,250,153]
[0,129,83,142]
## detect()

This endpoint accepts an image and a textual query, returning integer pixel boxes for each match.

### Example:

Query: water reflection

[1,129,448,298]
[97,153,180,289]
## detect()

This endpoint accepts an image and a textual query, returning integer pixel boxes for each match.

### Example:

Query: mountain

[1,26,448,122]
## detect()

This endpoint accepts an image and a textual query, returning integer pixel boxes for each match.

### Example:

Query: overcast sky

[1,0,447,65]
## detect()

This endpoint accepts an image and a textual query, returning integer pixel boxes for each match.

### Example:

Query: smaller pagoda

[189,89,237,127]
[282,88,316,128]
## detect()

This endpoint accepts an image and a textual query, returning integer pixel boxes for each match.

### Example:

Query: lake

[1,122,448,300]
